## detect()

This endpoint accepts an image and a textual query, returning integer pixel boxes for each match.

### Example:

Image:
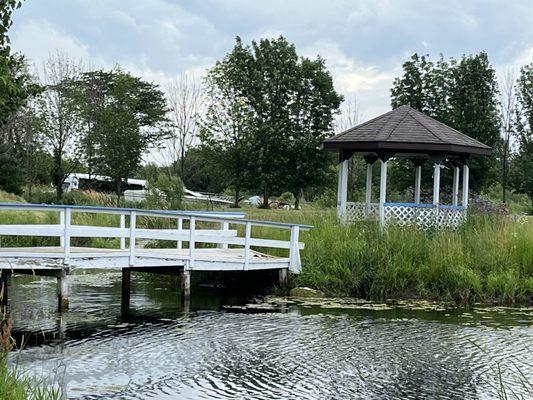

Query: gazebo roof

[323,105,491,158]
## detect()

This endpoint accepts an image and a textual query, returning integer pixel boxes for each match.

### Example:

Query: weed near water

[247,209,533,304]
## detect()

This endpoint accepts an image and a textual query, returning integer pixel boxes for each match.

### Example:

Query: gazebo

[322,105,492,229]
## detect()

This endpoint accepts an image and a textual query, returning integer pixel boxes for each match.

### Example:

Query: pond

[6,271,533,399]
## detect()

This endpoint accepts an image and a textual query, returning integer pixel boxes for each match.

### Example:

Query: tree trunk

[116,180,122,207]
[262,189,269,209]
[294,193,300,210]
[502,144,508,204]
[53,154,63,201]
[233,186,241,208]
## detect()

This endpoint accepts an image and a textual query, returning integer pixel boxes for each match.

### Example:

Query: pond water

[6,271,533,400]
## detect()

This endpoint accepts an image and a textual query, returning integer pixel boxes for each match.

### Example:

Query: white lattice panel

[345,202,379,222]
[384,205,466,230]
[343,203,466,230]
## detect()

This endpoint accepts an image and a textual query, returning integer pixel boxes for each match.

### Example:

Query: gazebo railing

[344,202,466,229]
[346,202,379,221]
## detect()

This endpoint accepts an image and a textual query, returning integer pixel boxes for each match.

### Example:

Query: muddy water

[6,271,533,399]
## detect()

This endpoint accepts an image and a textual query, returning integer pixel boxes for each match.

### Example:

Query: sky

[10,0,533,122]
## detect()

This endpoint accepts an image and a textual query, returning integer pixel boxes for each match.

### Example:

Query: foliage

[73,69,170,202]
[509,63,533,212]
[390,52,501,193]
[201,36,342,208]
[0,143,24,194]
[148,173,184,210]
[37,53,84,200]
[0,0,27,126]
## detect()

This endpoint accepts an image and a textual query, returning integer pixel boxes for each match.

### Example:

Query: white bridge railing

[0,203,311,273]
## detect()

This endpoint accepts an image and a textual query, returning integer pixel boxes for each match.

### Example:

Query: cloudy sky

[10,0,533,120]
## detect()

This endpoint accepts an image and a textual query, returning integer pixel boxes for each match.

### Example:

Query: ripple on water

[7,273,533,399]
[11,310,532,400]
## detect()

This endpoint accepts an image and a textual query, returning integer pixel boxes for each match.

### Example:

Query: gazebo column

[462,163,470,207]
[378,159,388,229]
[452,165,460,206]
[365,162,373,217]
[337,158,349,220]
[432,163,441,205]
[414,166,422,203]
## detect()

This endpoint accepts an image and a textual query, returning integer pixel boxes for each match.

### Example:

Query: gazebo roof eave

[322,140,492,157]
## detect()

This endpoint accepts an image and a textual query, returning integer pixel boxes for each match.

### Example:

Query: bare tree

[500,69,516,204]
[164,73,203,178]
[335,95,362,133]
[38,52,84,200]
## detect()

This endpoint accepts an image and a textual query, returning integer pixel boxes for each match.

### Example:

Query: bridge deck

[0,246,289,271]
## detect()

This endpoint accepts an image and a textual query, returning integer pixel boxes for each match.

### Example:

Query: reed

[247,209,533,304]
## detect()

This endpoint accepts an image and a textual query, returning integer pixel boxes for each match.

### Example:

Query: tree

[448,53,501,191]
[201,36,342,208]
[499,69,516,203]
[38,53,84,200]
[0,1,44,195]
[285,56,343,208]
[510,63,533,212]
[0,0,26,125]
[164,74,203,177]
[76,69,169,203]
[390,52,501,193]
[201,45,255,207]
[336,96,362,132]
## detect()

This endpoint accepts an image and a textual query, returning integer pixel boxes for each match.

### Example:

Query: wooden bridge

[0,203,311,311]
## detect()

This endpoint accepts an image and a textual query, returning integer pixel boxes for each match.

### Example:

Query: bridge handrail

[0,203,312,229]
[0,202,312,273]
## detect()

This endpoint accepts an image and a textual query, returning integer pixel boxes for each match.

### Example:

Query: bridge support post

[1,270,11,313]
[57,269,69,312]
[279,268,288,286]
[181,270,191,298]
[121,268,131,318]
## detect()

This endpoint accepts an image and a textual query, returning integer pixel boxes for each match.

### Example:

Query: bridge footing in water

[0,265,289,314]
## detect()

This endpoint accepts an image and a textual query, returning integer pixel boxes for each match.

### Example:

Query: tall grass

[1,189,531,304]
[248,209,533,304]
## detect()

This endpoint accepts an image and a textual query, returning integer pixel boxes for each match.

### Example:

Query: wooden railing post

[129,211,136,266]
[59,209,65,247]
[63,208,71,264]
[243,221,251,270]
[119,214,126,250]
[289,225,301,273]
[188,217,196,270]
[177,217,183,249]
[217,222,229,249]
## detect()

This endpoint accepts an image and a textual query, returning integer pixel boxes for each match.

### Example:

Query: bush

[147,174,184,210]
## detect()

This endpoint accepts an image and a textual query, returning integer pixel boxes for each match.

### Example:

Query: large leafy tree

[0,0,43,194]
[201,36,342,208]
[201,39,255,207]
[74,69,169,203]
[390,52,501,193]
[285,56,343,208]
[510,63,533,212]
[448,53,501,190]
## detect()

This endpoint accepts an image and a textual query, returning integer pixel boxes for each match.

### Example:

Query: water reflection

[6,271,533,399]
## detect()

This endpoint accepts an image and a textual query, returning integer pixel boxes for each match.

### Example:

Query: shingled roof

[323,105,491,157]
